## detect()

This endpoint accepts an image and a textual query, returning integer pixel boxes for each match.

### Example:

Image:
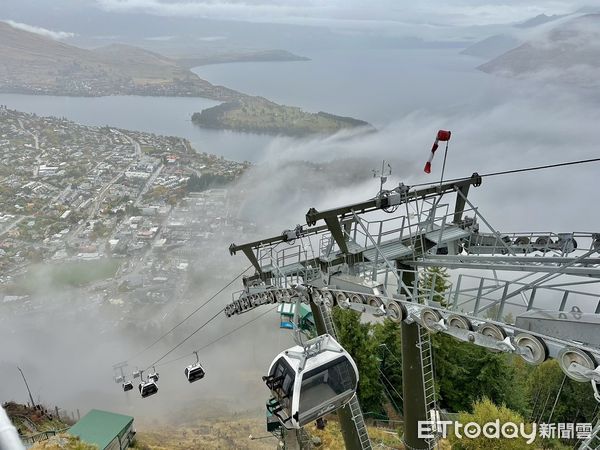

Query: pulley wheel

[514,236,530,246]
[350,293,365,304]
[478,323,507,353]
[335,291,347,305]
[320,290,334,307]
[447,314,473,331]
[514,333,548,365]
[535,236,553,248]
[420,308,443,333]
[366,295,382,308]
[560,238,577,254]
[386,300,406,323]
[558,347,597,382]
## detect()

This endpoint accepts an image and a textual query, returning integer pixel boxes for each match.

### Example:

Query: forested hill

[192,96,374,137]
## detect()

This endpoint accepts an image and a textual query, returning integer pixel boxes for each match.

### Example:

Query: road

[67,131,145,242]
[17,118,42,176]
[134,164,164,207]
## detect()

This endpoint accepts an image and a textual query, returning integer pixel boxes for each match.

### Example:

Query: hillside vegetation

[192,97,373,137]
[31,435,97,450]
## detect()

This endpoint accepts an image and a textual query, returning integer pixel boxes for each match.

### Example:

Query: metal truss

[227,174,600,449]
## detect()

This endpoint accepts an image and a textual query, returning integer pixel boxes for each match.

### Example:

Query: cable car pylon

[226,162,600,450]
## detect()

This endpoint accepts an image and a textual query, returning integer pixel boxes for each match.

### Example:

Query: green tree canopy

[433,334,525,413]
[333,308,383,413]
[449,398,538,450]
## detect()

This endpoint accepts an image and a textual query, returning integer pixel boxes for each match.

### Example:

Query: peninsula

[0,22,239,100]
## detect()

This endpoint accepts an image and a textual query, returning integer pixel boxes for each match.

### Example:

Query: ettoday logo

[418,410,593,444]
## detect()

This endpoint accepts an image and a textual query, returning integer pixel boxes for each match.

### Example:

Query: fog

[1,0,600,431]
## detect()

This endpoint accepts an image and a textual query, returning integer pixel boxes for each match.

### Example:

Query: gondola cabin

[122,381,133,392]
[264,334,358,429]
[185,363,205,383]
[139,380,158,398]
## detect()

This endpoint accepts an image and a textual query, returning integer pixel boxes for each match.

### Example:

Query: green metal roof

[68,409,133,449]
[277,302,313,319]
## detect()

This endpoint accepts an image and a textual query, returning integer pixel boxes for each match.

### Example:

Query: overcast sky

[1,0,595,51]
[1,0,592,32]
[92,0,586,26]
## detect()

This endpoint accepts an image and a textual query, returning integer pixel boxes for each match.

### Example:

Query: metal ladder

[348,394,373,450]
[317,301,372,450]
[580,421,600,449]
[318,301,338,336]
[418,324,438,450]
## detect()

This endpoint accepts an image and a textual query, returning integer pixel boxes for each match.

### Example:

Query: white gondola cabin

[139,380,158,398]
[148,367,159,382]
[122,381,133,392]
[185,352,205,383]
[263,334,358,429]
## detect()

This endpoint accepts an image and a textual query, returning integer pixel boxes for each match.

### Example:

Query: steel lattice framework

[226,174,600,450]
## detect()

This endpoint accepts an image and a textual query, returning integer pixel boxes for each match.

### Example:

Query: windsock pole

[439,139,450,188]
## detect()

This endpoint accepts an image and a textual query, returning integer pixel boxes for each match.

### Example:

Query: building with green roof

[277,302,314,331]
[68,409,135,450]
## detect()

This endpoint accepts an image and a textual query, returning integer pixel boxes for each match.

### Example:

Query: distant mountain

[461,34,520,59]
[0,21,241,99]
[515,13,566,28]
[461,12,568,59]
[177,49,310,68]
[478,14,600,88]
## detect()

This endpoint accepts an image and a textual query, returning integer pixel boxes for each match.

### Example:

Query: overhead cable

[411,156,600,188]
[124,264,251,362]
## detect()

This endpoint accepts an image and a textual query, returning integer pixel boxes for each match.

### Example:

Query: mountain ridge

[0,21,242,99]
[477,14,600,88]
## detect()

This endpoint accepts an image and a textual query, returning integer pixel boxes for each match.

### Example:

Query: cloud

[234,83,600,237]
[198,35,227,42]
[144,35,176,41]
[3,19,75,40]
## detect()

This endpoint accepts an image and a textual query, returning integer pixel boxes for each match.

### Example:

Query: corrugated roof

[68,409,133,449]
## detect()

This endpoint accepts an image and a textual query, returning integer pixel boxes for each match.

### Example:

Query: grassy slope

[135,415,273,450]
[31,435,97,450]
[135,413,406,450]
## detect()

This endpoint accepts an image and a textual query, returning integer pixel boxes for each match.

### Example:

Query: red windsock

[424,130,451,174]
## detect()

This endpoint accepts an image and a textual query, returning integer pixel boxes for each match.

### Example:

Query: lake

[0,48,504,162]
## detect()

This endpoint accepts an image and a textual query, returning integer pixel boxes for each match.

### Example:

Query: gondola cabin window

[298,356,357,424]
